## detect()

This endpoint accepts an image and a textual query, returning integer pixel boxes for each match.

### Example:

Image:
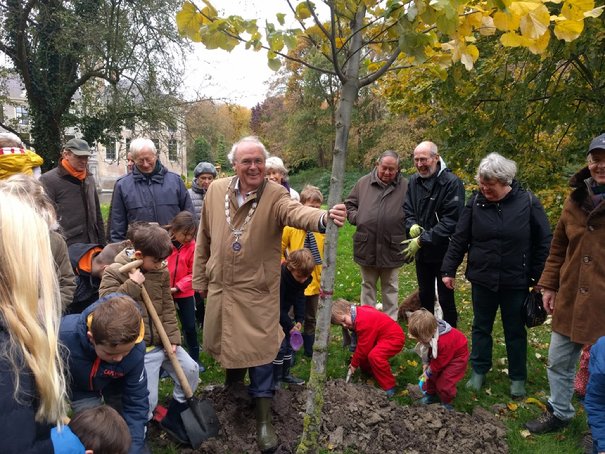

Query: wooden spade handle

[119,261,195,399]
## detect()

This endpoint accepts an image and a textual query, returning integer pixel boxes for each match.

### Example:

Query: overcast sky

[182,2,286,108]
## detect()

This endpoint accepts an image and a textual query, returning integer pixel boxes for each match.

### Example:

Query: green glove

[402,237,421,260]
[409,224,423,238]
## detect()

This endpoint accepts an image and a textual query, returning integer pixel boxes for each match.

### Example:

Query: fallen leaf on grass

[507,402,519,411]
[398,389,409,397]
[520,429,531,439]
[407,359,418,367]
[535,353,542,359]
[525,397,547,411]
[485,388,492,396]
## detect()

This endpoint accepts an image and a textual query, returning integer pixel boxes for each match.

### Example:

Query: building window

[15,106,29,126]
[168,139,177,161]
[105,140,116,160]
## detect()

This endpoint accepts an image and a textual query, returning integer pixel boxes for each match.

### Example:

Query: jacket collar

[132,160,166,183]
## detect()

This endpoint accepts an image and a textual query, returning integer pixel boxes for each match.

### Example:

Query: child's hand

[290,322,302,333]
[171,287,178,293]
[168,344,177,354]
[129,268,145,285]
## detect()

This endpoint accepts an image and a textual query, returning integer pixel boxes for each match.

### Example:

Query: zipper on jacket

[89,356,101,390]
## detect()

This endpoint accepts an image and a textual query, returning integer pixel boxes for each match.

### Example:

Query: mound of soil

[150,380,508,453]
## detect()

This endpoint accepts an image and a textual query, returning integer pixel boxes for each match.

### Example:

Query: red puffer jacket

[167,240,196,298]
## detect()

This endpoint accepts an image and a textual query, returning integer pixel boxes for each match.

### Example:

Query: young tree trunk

[296,6,365,453]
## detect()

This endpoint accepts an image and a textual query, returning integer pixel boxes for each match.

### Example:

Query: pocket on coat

[353,231,372,263]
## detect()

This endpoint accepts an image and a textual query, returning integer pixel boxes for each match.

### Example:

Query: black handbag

[523,290,547,328]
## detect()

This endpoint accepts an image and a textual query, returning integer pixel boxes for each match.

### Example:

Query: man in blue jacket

[109,137,193,242]
[586,336,605,454]
[60,293,149,454]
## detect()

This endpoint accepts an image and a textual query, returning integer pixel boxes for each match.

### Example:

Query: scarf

[304,231,322,265]
[62,158,87,181]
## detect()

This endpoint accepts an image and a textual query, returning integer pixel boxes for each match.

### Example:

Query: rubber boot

[511,380,526,399]
[255,397,278,452]
[281,358,305,385]
[302,334,315,358]
[225,368,247,387]
[465,370,485,391]
[160,399,190,445]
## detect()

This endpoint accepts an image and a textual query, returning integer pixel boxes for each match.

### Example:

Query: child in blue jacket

[60,293,148,454]
[586,335,605,454]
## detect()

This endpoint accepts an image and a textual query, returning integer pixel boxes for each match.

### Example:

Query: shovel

[119,260,220,448]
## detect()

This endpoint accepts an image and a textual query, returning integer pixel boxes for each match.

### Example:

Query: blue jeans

[470,284,527,380]
[174,296,200,362]
[547,331,583,421]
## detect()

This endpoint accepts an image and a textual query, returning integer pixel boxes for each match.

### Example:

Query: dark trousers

[416,259,458,327]
[174,296,200,363]
[194,291,205,328]
[470,284,527,381]
[241,363,274,398]
[304,294,319,336]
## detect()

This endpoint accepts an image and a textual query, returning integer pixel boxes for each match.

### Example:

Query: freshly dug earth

[150,380,508,453]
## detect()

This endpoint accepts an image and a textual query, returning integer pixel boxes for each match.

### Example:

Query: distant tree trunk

[296,6,365,454]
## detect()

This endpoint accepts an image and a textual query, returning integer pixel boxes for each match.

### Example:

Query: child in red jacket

[165,211,202,369]
[332,299,405,397]
[407,309,469,409]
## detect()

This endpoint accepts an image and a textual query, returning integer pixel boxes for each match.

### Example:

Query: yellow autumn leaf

[519,4,550,39]
[525,397,547,411]
[176,1,201,38]
[460,44,479,70]
[507,402,519,411]
[509,0,544,17]
[407,359,418,367]
[528,29,550,53]
[335,37,346,49]
[480,16,497,35]
[567,0,595,12]
[500,31,525,46]
[520,429,532,438]
[295,2,312,20]
[493,11,521,31]
[561,1,588,20]
[584,5,605,18]
[554,18,584,41]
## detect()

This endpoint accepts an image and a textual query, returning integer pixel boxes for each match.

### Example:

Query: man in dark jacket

[403,141,464,327]
[40,138,106,246]
[345,150,409,320]
[109,138,194,241]
[60,294,148,454]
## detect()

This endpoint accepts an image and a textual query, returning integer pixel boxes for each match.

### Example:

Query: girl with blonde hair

[0,193,80,450]
[0,174,76,310]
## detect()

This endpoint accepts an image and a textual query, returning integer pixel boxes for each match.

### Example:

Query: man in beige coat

[192,136,346,452]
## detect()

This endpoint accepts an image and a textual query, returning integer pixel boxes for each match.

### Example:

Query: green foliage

[191,136,213,168]
[151,222,586,453]
[1,0,187,165]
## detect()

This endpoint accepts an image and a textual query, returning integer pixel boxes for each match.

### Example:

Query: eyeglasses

[237,158,264,167]
[588,158,605,169]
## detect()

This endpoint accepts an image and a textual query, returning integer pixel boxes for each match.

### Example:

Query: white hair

[129,138,157,158]
[475,152,517,185]
[0,132,23,147]
[227,136,269,165]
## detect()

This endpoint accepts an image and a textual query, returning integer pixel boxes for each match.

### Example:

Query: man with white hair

[193,136,346,452]
[109,138,193,241]
[403,140,465,327]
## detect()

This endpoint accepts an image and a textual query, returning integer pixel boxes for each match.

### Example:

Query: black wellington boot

[160,399,190,445]
[255,397,278,452]
[302,334,315,358]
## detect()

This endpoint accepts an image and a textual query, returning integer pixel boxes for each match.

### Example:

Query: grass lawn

[138,214,586,453]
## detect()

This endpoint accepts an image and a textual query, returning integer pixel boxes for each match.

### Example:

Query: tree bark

[296,5,365,454]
